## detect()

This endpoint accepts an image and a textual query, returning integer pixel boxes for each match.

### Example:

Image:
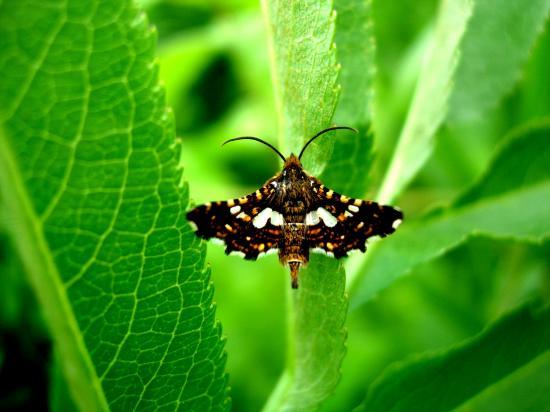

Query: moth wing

[186,184,281,259]
[307,185,403,258]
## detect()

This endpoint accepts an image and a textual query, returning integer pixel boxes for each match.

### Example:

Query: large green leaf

[319,0,375,198]
[356,303,550,411]
[377,0,472,204]
[263,256,347,412]
[349,123,550,308]
[377,0,550,204]
[0,0,228,410]
[455,352,550,412]
[261,0,339,171]
[447,0,550,123]
[260,1,348,410]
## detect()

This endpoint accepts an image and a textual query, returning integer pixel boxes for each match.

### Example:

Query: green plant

[0,0,548,411]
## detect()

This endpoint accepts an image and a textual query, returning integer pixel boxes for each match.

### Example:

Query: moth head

[282,154,307,181]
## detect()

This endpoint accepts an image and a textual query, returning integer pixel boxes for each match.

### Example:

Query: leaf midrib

[0,127,109,411]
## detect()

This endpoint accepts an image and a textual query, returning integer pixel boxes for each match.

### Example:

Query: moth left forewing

[186,182,281,259]
[307,184,403,258]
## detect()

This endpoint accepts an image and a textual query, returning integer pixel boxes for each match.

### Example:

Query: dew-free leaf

[0,0,228,410]
[350,123,550,308]
[319,0,375,198]
[260,1,348,410]
[356,303,550,411]
[448,0,550,123]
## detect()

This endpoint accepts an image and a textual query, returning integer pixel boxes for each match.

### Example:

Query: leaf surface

[350,123,550,308]
[356,303,550,411]
[263,256,347,412]
[0,1,228,410]
[260,1,348,410]
[319,0,375,198]
[448,0,550,123]
[377,0,472,203]
[454,351,550,412]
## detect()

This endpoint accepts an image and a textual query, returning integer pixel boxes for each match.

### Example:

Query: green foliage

[260,1,351,410]
[0,0,228,410]
[1,0,549,411]
[359,303,550,411]
[350,123,550,307]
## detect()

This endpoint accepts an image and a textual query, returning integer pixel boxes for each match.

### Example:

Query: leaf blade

[0,0,229,410]
[357,303,550,412]
[377,0,472,204]
[350,122,550,308]
[260,1,350,410]
[448,0,550,123]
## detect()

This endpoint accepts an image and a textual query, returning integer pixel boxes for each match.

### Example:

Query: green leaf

[356,303,550,412]
[0,1,228,410]
[319,0,375,198]
[454,351,550,412]
[448,0,550,123]
[260,1,348,410]
[263,256,347,412]
[350,123,550,308]
[377,0,472,203]
[261,0,339,173]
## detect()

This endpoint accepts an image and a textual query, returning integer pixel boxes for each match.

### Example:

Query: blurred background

[1,0,549,410]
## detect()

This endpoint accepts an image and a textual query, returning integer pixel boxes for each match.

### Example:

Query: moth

[186,126,403,289]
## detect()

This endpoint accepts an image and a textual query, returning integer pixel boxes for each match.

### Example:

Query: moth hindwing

[186,126,403,289]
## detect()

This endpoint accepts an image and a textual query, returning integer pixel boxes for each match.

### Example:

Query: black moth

[186,126,403,289]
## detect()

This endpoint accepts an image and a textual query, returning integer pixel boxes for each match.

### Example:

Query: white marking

[258,248,279,259]
[211,238,225,245]
[392,219,402,229]
[317,207,338,227]
[188,221,198,231]
[229,250,245,258]
[344,211,353,218]
[312,247,334,257]
[230,205,241,214]
[237,212,247,219]
[270,210,284,226]
[253,208,272,228]
[271,181,278,188]
[348,205,359,213]
[305,211,320,225]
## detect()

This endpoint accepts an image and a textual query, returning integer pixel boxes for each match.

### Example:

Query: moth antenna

[298,126,358,160]
[222,136,286,162]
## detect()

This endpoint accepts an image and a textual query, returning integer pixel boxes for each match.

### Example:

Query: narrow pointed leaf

[320,0,375,198]
[356,303,550,412]
[350,123,550,308]
[448,0,550,123]
[260,1,348,410]
[377,0,472,203]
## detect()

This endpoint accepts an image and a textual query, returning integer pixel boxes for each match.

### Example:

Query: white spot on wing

[237,212,247,219]
[211,238,225,246]
[258,248,279,259]
[188,221,198,231]
[392,219,402,229]
[348,205,359,213]
[271,181,278,188]
[230,205,241,214]
[305,211,320,225]
[317,207,338,227]
[253,208,272,228]
[312,247,334,257]
[229,250,245,258]
[344,211,353,217]
[271,210,284,226]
